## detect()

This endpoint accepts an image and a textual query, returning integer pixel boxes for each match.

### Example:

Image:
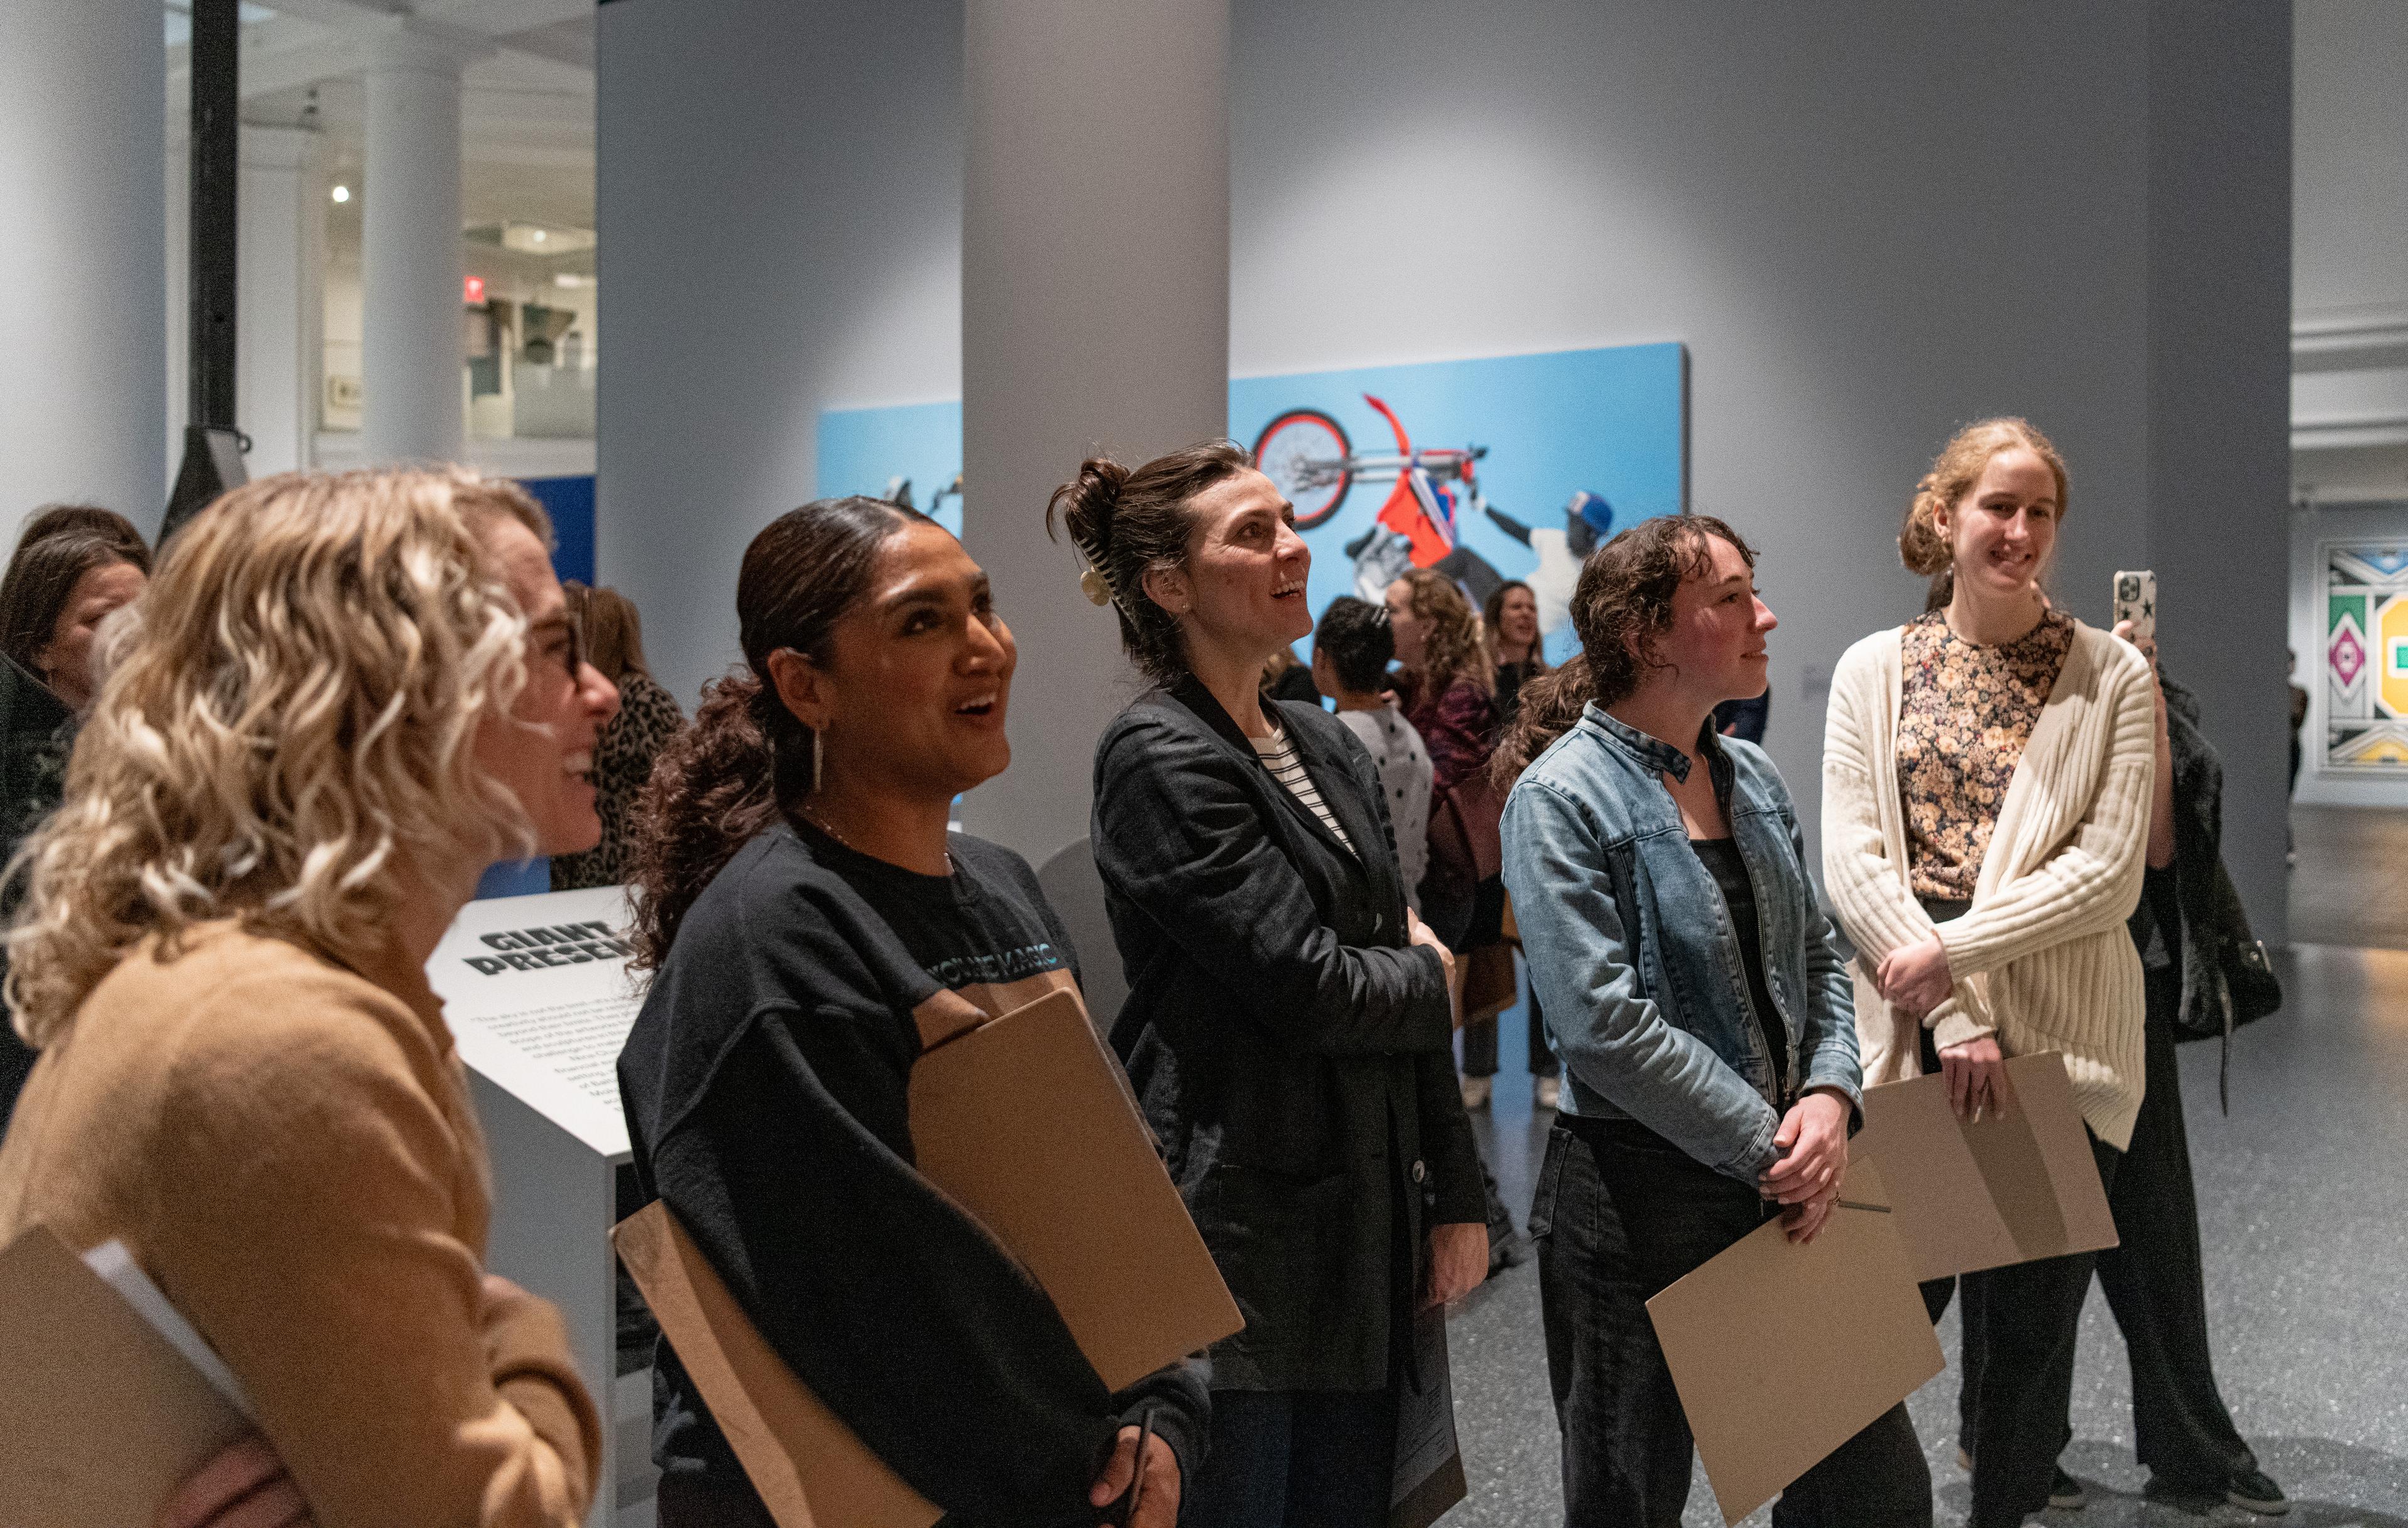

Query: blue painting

[816,342,1686,665]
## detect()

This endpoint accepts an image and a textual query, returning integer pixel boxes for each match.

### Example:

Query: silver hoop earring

[810,730,823,794]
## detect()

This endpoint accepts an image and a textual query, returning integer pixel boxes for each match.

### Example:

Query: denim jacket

[1501,703,1861,1184]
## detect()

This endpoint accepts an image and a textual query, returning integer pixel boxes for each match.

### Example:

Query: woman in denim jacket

[1496,515,1930,1528]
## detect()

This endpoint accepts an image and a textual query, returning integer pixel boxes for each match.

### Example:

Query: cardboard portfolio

[614,985,1243,1528]
[1645,1160,1943,1526]
[0,1225,251,1528]
[1855,1050,2120,1283]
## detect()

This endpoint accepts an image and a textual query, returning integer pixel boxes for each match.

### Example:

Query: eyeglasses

[538,610,585,682]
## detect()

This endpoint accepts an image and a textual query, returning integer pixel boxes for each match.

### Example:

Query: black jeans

[1534,1121,1931,1528]
[2074,965,2258,1484]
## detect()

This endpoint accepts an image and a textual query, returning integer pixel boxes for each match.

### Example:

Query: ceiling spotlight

[330,184,351,203]
[531,228,546,243]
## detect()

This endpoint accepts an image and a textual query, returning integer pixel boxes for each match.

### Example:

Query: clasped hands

[1877,934,2009,1122]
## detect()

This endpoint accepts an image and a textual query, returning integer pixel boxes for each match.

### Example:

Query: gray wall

[599,0,2293,932]
[596,0,964,703]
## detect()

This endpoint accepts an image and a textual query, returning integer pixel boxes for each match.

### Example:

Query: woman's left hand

[1422,1221,1488,1309]
[157,1433,310,1528]
[1758,1088,1849,1210]
[1875,936,1953,1020]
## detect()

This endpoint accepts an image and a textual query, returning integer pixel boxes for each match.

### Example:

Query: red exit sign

[464,274,487,304]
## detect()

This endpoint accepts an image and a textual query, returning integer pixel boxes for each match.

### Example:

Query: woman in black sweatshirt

[616,497,1207,1528]
[1051,444,1486,1528]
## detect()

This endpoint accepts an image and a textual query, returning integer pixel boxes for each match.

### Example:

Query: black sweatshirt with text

[617,821,1209,1524]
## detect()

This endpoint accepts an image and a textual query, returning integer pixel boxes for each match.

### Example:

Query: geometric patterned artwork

[2323,542,2408,772]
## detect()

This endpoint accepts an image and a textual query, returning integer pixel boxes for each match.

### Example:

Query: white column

[959,0,1231,862]
[238,125,325,478]
[0,0,166,532]
[361,25,482,468]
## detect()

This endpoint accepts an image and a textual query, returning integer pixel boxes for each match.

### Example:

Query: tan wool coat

[0,920,599,1528]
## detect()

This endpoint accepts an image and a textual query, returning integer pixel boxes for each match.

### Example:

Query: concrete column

[362,25,481,467]
[959,0,1231,862]
[238,125,325,478]
[0,0,166,534]
[2144,0,2294,941]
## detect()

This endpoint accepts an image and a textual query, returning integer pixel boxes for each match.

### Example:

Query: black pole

[163,0,246,542]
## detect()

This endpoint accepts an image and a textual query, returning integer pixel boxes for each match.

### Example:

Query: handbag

[2172,858,2281,1113]
[1427,771,1506,889]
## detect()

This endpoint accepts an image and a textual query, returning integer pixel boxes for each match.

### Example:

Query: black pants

[1461,979,1559,1080]
[1183,1386,1400,1528]
[1534,1122,1931,1528]
[2069,966,2258,1484]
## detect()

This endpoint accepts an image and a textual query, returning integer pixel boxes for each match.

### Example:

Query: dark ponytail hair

[1488,514,1754,789]
[1045,440,1253,687]
[628,495,932,968]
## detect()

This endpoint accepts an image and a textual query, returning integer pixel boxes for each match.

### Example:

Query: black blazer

[1090,677,1484,1393]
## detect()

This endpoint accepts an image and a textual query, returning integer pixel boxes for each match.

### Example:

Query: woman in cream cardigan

[1823,418,2164,1528]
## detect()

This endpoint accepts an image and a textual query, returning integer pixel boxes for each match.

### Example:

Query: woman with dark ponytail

[616,497,1204,1528]
[1055,445,1486,1528]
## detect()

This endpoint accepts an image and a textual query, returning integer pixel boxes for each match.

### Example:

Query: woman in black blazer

[1051,442,1487,1528]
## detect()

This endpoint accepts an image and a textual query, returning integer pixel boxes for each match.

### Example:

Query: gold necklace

[797,805,954,875]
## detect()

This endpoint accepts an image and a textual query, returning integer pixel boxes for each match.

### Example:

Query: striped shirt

[1252,725,1356,858]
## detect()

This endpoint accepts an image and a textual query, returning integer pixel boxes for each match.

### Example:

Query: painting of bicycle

[817,340,1685,666]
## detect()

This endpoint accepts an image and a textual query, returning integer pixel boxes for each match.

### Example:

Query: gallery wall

[598,0,2292,935]
[596,0,965,703]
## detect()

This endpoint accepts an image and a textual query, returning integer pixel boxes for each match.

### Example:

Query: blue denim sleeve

[1501,778,1783,1184]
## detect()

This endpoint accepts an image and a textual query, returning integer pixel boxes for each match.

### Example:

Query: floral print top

[1896,608,2073,901]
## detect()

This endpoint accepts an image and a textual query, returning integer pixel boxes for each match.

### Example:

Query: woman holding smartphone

[1496,514,1925,1527]
[618,497,1204,1528]
[1059,443,1486,1528]
[1822,418,2160,1528]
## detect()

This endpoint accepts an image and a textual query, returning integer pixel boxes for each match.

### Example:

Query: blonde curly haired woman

[0,470,620,1528]
[1822,419,2162,1528]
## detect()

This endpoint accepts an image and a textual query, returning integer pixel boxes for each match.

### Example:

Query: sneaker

[2224,1470,2291,1517]
[1534,1075,1561,1111]
[1460,1075,1492,1110]
[2145,1470,2290,1516]
[2049,1467,2088,1510]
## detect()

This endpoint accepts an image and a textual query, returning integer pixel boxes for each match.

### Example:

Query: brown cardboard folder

[1645,1160,1943,1526]
[1855,1050,2120,1283]
[613,985,1243,1528]
[0,1224,251,1528]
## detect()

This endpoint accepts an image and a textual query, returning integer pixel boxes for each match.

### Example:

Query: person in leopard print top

[552,583,685,890]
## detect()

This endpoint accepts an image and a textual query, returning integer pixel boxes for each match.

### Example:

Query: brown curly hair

[1489,514,1754,788]
[1898,417,2069,577]
[625,495,932,969]
[1391,567,1493,699]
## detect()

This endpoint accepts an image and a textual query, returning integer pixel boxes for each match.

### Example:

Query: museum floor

[1447,812,2408,1525]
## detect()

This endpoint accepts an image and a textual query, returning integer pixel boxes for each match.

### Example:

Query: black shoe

[2049,1466,2088,1510]
[2145,1470,2291,1517]
[2224,1470,2291,1517]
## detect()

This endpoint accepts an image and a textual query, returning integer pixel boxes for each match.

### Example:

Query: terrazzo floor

[1441,938,2408,1527]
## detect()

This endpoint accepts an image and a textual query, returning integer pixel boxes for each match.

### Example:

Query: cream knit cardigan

[1822,619,2157,1149]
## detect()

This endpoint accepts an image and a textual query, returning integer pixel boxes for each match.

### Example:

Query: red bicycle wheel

[1252,408,1353,529]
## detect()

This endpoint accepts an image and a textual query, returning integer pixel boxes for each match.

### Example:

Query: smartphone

[2113,570,2156,644]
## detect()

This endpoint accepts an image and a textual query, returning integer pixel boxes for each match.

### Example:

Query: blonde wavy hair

[5,468,551,1046]
[1393,567,1494,698]
[1899,416,2070,578]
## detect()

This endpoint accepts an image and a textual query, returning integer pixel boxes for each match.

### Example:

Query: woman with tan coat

[0,470,620,1528]
[1822,418,2163,1528]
